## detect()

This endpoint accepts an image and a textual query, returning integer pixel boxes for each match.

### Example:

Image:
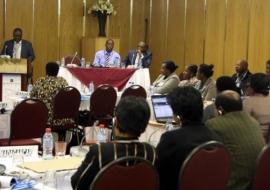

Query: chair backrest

[121,85,147,99]
[90,156,159,190]
[179,141,231,190]
[64,56,81,66]
[10,99,48,142]
[253,145,270,190]
[90,84,117,117]
[53,86,81,120]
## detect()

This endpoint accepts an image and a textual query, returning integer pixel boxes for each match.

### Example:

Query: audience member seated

[178,64,199,88]
[30,62,68,126]
[152,60,180,94]
[156,86,220,190]
[195,64,216,101]
[206,90,265,190]
[92,39,121,67]
[232,59,252,95]
[243,73,270,142]
[203,76,238,122]
[123,41,152,68]
[71,96,156,190]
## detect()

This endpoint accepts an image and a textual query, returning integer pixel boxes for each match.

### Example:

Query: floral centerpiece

[88,0,117,37]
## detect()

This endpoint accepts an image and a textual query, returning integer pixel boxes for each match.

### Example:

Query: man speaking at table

[92,39,121,68]
[1,28,35,83]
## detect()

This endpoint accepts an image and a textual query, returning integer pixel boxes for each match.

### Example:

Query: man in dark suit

[1,28,35,83]
[156,86,220,190]
[232,59,252,95]
[123,41,152,68]
[71,96,156,190]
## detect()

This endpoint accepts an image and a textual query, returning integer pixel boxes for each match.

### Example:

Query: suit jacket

[1,39,35,62]
[123,49,152,68]
[71,141,156,190]
[195,78,217,101]
[156,122,220,190]
[206,111,265,190]
[232,71,252,95]
[153,73,180,94]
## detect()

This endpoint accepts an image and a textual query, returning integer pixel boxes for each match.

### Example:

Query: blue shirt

[93,50,121,67]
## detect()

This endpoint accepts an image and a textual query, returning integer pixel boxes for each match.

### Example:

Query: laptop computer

[151,95,174,123]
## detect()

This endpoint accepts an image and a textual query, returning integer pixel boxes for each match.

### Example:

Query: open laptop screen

[151,95,173,122]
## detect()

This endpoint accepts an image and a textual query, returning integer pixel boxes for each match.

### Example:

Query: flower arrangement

[88,0,117,16]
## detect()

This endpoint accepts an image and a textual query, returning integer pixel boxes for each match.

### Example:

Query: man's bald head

[235,59,248,74]
[137,41,147,52]
[215,90,242,114]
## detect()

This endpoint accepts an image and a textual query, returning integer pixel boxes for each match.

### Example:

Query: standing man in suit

[1,28,35,83]
[123,41,152,68]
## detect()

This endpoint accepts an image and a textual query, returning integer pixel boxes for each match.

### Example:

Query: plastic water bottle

[81,57,86,68]
[148,85,155,97]
[165,119,174,131]
[27,84,33,93]
[96,124,107,143]
[89,81,94,95]
[60,57,65,66]
[43,128,54,159]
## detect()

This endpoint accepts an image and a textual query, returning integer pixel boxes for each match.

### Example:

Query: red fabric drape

[66,67,137,91]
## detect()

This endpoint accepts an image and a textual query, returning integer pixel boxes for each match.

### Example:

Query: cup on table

[54,141,67,157]
[43,170,57,189]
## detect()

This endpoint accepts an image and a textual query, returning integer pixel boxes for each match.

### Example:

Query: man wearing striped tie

[93,39,121,67]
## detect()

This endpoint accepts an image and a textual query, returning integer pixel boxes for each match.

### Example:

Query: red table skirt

[66,67,137,91]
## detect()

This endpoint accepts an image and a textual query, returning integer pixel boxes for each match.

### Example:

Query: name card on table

[0,145,38,159]
[0,102,7,109]
[15,91,30,99]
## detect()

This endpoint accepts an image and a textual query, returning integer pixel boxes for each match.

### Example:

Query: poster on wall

[2,74,21,109]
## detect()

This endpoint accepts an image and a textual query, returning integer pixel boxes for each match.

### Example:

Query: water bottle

[60,57,65,66]
[165,119,174,131]
[148,85,155,97]
[89,81,94,95]
[96,124,107,143]
[81,57,86,68]
[43,128,54,159]
[27,83,33,93]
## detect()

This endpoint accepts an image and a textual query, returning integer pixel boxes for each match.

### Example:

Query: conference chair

[0,99,48,146]
[64,56,81,66]
[50,86,81,140]
[178,141,231,190]
[121,85,147,99]
[90,156,159,190]
[89,84,117,126]
[253,144,270,190]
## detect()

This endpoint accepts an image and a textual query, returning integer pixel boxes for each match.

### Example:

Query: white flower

[88,0,116,16]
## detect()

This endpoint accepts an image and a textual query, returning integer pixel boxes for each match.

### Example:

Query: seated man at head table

[123,41,152,68]
[156,86,220,190]
[206,90,265,190]
[92,39,121,68]
[71,96,156,190]
[30,62,69,126]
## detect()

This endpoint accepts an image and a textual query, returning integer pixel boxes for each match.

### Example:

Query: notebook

[151,95,173,123]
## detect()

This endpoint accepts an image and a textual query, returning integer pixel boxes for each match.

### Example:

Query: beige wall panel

[204,0,225,79]
[85,0,99,38]
[167,0,185,73]
[130,0,148,49]
[5,0,33,41]
[184,0,205,66]
[109,0,130,58]
[60,0,83,58]
[248,0,270,73]
[224,0,250,76]
[33,0,58,80]
[0,0,4,48]
[149,0,167,81]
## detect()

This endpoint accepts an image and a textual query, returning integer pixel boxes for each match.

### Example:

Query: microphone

[4,45,7,55]
[70,51,78,66]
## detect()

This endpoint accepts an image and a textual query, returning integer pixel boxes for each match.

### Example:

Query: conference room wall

[0,0,148,80]
[148,0,270,81]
